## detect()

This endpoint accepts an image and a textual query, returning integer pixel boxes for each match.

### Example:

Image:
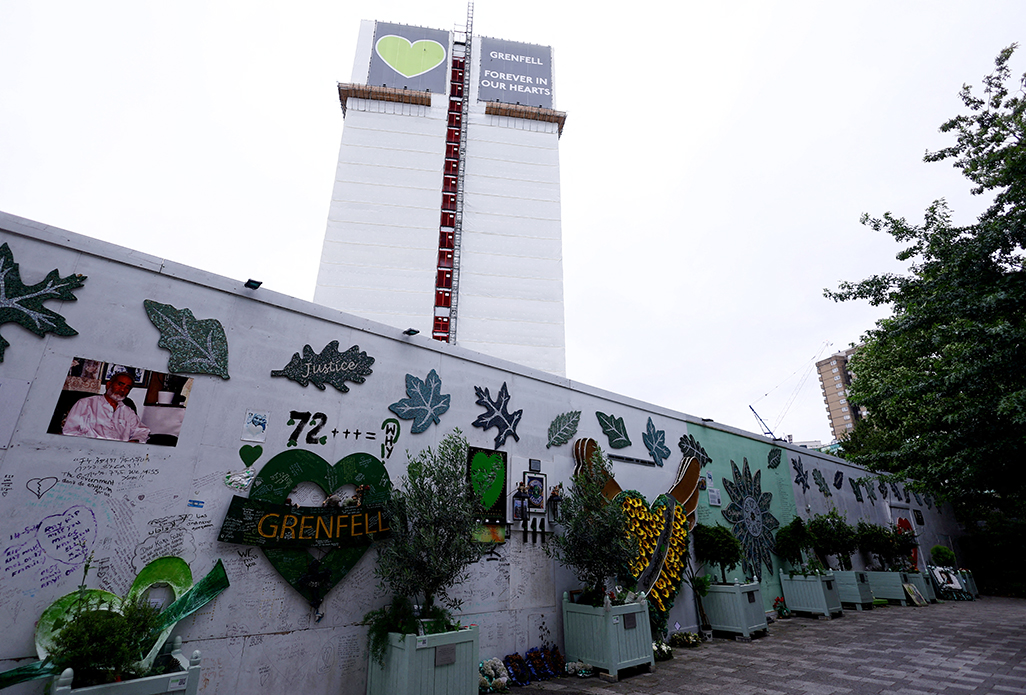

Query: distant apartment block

[816,347,866,441]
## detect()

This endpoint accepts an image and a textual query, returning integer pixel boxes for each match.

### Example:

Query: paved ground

[521,597,1026,695]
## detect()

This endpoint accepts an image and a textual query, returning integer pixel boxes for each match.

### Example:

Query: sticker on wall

[143,300,229,379]
[468,446,507,525]
[767,447,782,469]
[833,471,844,489]
[848,478,864,502]
[0,243,87,363]
[242,410,268,442]
[596,411,631,449]
[546,410,580,449]
[388,369,450,434]
[642,417,671,467]
[678,434,712,467]
[791,456,810,493]
[812,469,832,497]
[472,382,522,449]
[721,458,780,581]
[270,341,374,393]
[221,450,392,611]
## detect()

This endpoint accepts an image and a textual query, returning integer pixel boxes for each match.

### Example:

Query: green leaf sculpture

[596,411,631,449]
[388,369,451,433]
[0,242,86,362]
[812,468,832,497]
[143,300,229,379]
[472,382,522,449]
[642,417,671,466]
[270,341,374,392]
[678,433,712,467]
[767,447,782,469]
[546,410,580,448]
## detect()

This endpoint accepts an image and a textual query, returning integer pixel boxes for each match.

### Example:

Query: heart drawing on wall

[375,35,446,78]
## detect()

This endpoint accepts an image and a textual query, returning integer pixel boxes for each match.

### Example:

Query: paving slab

[520,597,1026,695]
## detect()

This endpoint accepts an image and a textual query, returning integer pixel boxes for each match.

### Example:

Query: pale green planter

[701,581,767,638]
[53,638,200,695]
[866,571,912,605]
[959,570,979,598]
[562,593,654,681]
[366,626,479,695]
[833,571,874,610]
[778,571,842,618]
[907,572,936,603]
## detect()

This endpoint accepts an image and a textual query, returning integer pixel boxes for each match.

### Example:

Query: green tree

[827,45,1026,520]
[693,523,744,584]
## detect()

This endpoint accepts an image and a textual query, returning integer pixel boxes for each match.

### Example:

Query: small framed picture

[524,473,546,513]
[512,496,526,521]
[528,458,541,472]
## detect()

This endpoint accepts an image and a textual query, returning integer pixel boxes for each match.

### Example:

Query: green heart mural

[239,444,262,467]
[470,449,505,512]
[376,35,446,78]
[248,450,392,608]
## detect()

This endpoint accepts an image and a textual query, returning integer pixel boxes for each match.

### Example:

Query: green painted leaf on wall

[596,411,631,449]
[767,448,782,469]
[642,417,671,467]
[678,433,712,467]
[546,410,580,448]
[388,369,451,433]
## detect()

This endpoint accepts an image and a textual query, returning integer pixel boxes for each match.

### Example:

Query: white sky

[2,1,1023,444]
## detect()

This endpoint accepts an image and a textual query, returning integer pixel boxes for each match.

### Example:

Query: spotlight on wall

[403,328,419,336]
[244,279,262,290]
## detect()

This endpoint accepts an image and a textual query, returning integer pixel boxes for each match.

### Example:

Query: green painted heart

[239,444,263,467]
[469,449,505,512]
[376,35,446,78]
[248,450,391,608]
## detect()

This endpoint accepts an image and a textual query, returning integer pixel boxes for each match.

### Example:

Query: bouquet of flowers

[668,631,701,648]
[653,640,673,661]
[773,596,791,618]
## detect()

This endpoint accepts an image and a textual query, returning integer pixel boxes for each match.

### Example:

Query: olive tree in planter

[774,517,842,618]
[694,524,767,638]
[364,429,484,695]
[548,449,652,681]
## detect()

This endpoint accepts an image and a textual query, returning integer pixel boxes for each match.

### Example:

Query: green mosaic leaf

[767,448,782,469]
[596,411,631,449]
[678,433,712,467]
[546,410,580,448]
[143,299,229,379]
[812,468,832,497]
[0,242,86,362]
[472,382,522,449]
[388,369,451,434]
[642,417,671,467]
[270,341,374,393]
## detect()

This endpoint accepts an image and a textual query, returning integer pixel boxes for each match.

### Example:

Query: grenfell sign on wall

[477,36,553,109]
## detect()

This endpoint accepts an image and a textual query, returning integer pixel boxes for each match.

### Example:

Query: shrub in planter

[856,521,917,571]
[693,523,743,584]
[931,545,956,567]
[364,429,484,666]
[807,510,856,570]
[774,517,812,568]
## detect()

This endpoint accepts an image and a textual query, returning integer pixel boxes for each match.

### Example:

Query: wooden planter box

[866,571,912,605]
[366,626,479,695]
[907,572,936,603]
[53,639,200,695]
[701,582,767,638]
[562,593,654,681]
[833,571,874,610]
[778,571,842,618]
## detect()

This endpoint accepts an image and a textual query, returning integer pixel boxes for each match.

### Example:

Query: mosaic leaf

[270,341,374,392]
[848,478,864,502]
[678,433,712,467]
[642,417,671,467]
[596,411,631,449]
[0,243,86,362]
[143,299,229,379]
[812,468,832,497]
[767,447,782,469]
[472,382,522,449]
[546,410,580,448]
[833,471,844,489]
[388,369,450,434]
[791,456,810,493]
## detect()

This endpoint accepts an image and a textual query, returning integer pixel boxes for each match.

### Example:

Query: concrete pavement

[522,596,1026,695]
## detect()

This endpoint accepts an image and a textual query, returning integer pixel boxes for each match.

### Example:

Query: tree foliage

[806,510,857,571]
[827,45,1026,519]
[693,523,744,584]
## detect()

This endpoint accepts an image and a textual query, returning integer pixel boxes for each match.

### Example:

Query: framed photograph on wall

[524,472,546,513]
[512,496,526,521]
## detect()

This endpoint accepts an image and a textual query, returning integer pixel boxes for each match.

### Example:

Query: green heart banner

[376,35,446,78]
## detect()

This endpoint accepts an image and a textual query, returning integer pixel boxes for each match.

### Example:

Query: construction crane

[749,405,776,439]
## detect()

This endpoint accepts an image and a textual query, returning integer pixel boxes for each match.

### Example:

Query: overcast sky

[2,1,1023,444]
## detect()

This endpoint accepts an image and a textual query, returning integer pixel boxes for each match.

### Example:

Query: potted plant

[808,511,869,611]
[693,524,767,638]
[548,448,653,681]
[363,429,484,695]
[774,517,842,619]
[857,522,919,605]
